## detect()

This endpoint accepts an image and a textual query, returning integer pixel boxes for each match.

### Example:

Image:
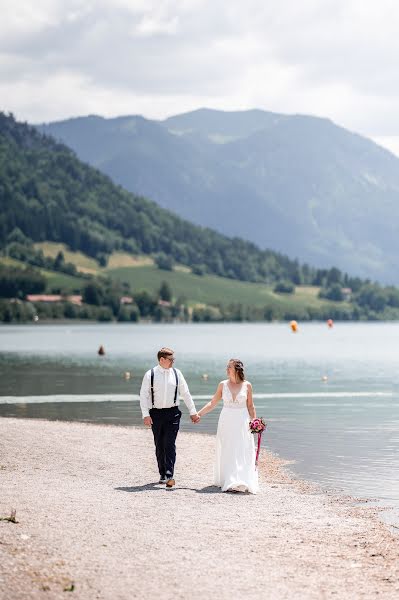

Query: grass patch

[106,253,154,269]
[43,270,83,293]
[35,242,154,273]
[0,256,26,268]
[0,254,85,293]
[106,264,340,310]
[34,242,100,274]
[0,509,18,523]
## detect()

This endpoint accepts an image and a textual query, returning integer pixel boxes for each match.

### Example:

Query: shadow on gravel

[115,484,221,494]
[193,485,220,494]
[115,483,164,492]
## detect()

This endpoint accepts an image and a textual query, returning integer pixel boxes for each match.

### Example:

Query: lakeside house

[26,294,83,305]
[341,288,352,301]
[158,299,172,307]
[25,295,136,306]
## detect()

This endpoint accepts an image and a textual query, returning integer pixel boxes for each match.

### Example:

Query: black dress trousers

[150,406,182,477]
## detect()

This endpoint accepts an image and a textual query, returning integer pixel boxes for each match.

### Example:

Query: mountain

[0,111,314,285]
[38,108,399,284]
[164,108,286,141]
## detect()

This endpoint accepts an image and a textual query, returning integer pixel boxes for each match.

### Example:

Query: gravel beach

[1,418,399,599]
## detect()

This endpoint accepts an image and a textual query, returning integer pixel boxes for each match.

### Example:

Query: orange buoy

[290,320,298,333]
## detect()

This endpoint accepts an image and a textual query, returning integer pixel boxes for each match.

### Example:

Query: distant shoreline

[3,318,399,325]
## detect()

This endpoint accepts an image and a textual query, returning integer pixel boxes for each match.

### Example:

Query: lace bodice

[222,380,249,408]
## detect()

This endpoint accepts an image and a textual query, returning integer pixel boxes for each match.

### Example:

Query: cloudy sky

[2,0,399,154]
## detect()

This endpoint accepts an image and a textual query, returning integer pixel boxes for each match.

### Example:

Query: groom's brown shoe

[166,477,175,488]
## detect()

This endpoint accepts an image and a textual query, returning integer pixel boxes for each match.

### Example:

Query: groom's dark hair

[157,347,174,361]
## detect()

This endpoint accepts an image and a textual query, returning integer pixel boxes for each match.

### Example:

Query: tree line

[2,259,399,323]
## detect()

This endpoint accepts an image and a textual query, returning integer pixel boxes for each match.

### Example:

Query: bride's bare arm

[247,383,256,419]
[198,382,223,417]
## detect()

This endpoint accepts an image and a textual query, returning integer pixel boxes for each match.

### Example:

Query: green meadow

[2,243,347,313]
[106,263,333,310]
[0,254,83,293]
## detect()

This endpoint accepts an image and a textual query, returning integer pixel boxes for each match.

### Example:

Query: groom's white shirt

[139,365,197,418]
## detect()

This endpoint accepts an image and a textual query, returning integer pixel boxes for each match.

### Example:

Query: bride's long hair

[229,358,245,382]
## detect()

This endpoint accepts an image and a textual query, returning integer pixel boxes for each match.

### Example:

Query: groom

[140,347,200,487]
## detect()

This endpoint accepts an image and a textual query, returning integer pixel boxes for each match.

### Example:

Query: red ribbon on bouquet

[255,432,263,468]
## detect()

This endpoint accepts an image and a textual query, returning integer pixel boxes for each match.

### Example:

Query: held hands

[145,414,200,426]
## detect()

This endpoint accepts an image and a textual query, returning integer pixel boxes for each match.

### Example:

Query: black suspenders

[150,368,178,407]
[172,368,178,403]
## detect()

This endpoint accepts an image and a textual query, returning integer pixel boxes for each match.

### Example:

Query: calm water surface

[1,322,399,526]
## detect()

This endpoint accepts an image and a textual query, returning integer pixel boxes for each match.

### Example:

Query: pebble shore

[1,418,399,599]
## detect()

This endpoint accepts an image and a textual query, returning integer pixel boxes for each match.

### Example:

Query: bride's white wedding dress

[214,380,259,494]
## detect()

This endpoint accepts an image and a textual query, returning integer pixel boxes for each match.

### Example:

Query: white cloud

[1,0,399,146]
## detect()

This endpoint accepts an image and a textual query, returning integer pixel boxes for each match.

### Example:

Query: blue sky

[2,0,399,155]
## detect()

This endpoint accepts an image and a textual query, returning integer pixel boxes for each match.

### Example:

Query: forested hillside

[0,111,316,285]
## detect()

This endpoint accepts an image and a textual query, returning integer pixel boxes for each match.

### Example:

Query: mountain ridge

[37,107,399,283]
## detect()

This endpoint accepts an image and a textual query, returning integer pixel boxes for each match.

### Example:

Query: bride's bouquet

[249,418,267,468]
[249,417,267,434]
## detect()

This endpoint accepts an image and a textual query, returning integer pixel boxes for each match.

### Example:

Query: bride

[198,358,259,494]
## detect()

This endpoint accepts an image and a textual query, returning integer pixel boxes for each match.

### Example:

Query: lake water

[1,322,399,526]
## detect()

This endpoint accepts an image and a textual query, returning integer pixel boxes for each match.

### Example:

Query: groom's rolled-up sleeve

[139,371,151,418]
[178,371,197,415]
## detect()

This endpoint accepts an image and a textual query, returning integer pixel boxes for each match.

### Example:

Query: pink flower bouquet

[249,417,267,434]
